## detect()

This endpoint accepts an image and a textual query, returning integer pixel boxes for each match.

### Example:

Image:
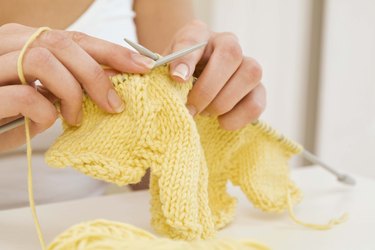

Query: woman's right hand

[0,23,155,153]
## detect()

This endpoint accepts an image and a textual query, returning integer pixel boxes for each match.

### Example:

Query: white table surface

[0,167,374,250]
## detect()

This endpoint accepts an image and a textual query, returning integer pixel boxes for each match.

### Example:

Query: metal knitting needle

[152,41,207,68]
[123,38,160,61]
[301,150,356,185]
[0,117,25,134]
[124,38,207,68]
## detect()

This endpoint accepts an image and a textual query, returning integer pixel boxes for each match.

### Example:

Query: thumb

[167,21,210,82]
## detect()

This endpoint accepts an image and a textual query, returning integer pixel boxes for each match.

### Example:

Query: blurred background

[193,0,375,178]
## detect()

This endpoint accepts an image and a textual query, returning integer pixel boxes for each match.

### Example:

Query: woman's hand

[0,23,155,152]
[166,20,266,130]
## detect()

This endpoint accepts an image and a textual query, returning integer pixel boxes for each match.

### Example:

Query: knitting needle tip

[301,150,356,186]
[337,174,356,186]
[123,38,160,61]
[152,41,208,68]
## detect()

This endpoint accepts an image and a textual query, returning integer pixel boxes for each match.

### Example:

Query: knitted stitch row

[45,66,303,240]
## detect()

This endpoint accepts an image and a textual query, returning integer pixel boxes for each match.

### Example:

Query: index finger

[34,30,125,113]
[67,31,155,72]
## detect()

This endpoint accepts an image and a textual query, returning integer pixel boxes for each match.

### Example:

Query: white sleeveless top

[0,0,137,210]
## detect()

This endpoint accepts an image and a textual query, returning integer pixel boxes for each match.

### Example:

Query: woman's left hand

[165,20,266,130]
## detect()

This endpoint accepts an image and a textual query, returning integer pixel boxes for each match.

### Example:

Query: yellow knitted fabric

[16,27,346,250]
[48,219,269,250]
[196,118,302,229]
[45,66,303,240]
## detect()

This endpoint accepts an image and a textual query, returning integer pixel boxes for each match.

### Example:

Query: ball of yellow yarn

[48,220,269,250]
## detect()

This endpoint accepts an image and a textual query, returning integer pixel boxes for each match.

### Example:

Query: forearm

[133,0,195,53]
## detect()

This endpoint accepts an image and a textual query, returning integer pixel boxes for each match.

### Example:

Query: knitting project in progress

[45,65,305,240]
[18,28,346,250]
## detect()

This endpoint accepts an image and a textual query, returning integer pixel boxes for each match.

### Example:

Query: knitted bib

[45,66,302,240]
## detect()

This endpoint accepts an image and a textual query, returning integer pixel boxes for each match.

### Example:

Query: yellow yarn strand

[286,189,349,230]
[251,121,348,230]
[17,26,51,250]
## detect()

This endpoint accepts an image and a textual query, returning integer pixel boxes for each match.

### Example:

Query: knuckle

[246,58,263,83]
[43,110,58,127]
[67,85,83,104]
[34,110,57,133]
[40,30,72,50]
[189,19,208,29]
[194,86,212,106]
[60,80,83,106]
[221,32,239,42]
[219,39,242,62]
[91,65,106,82]
[28,47,54,67]
[246,100,265,122]
[107,44,122,59]
[70,31,88,43]
[189,90,211,113]
[173,36,201,48]
[210,100,233,115]
[0,23,24,31]
[17,86,38,106]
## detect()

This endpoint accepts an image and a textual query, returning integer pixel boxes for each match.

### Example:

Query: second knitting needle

[152,41,207,68]
[301,150,356,185]
[0,117,25,134]
[124,38,207,69]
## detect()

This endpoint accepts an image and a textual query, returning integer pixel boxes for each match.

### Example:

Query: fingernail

[186,104,197,116]
[131,53,155,69]
[75,109,83,126]
[108,89,125,113]
[172,63,189,81]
